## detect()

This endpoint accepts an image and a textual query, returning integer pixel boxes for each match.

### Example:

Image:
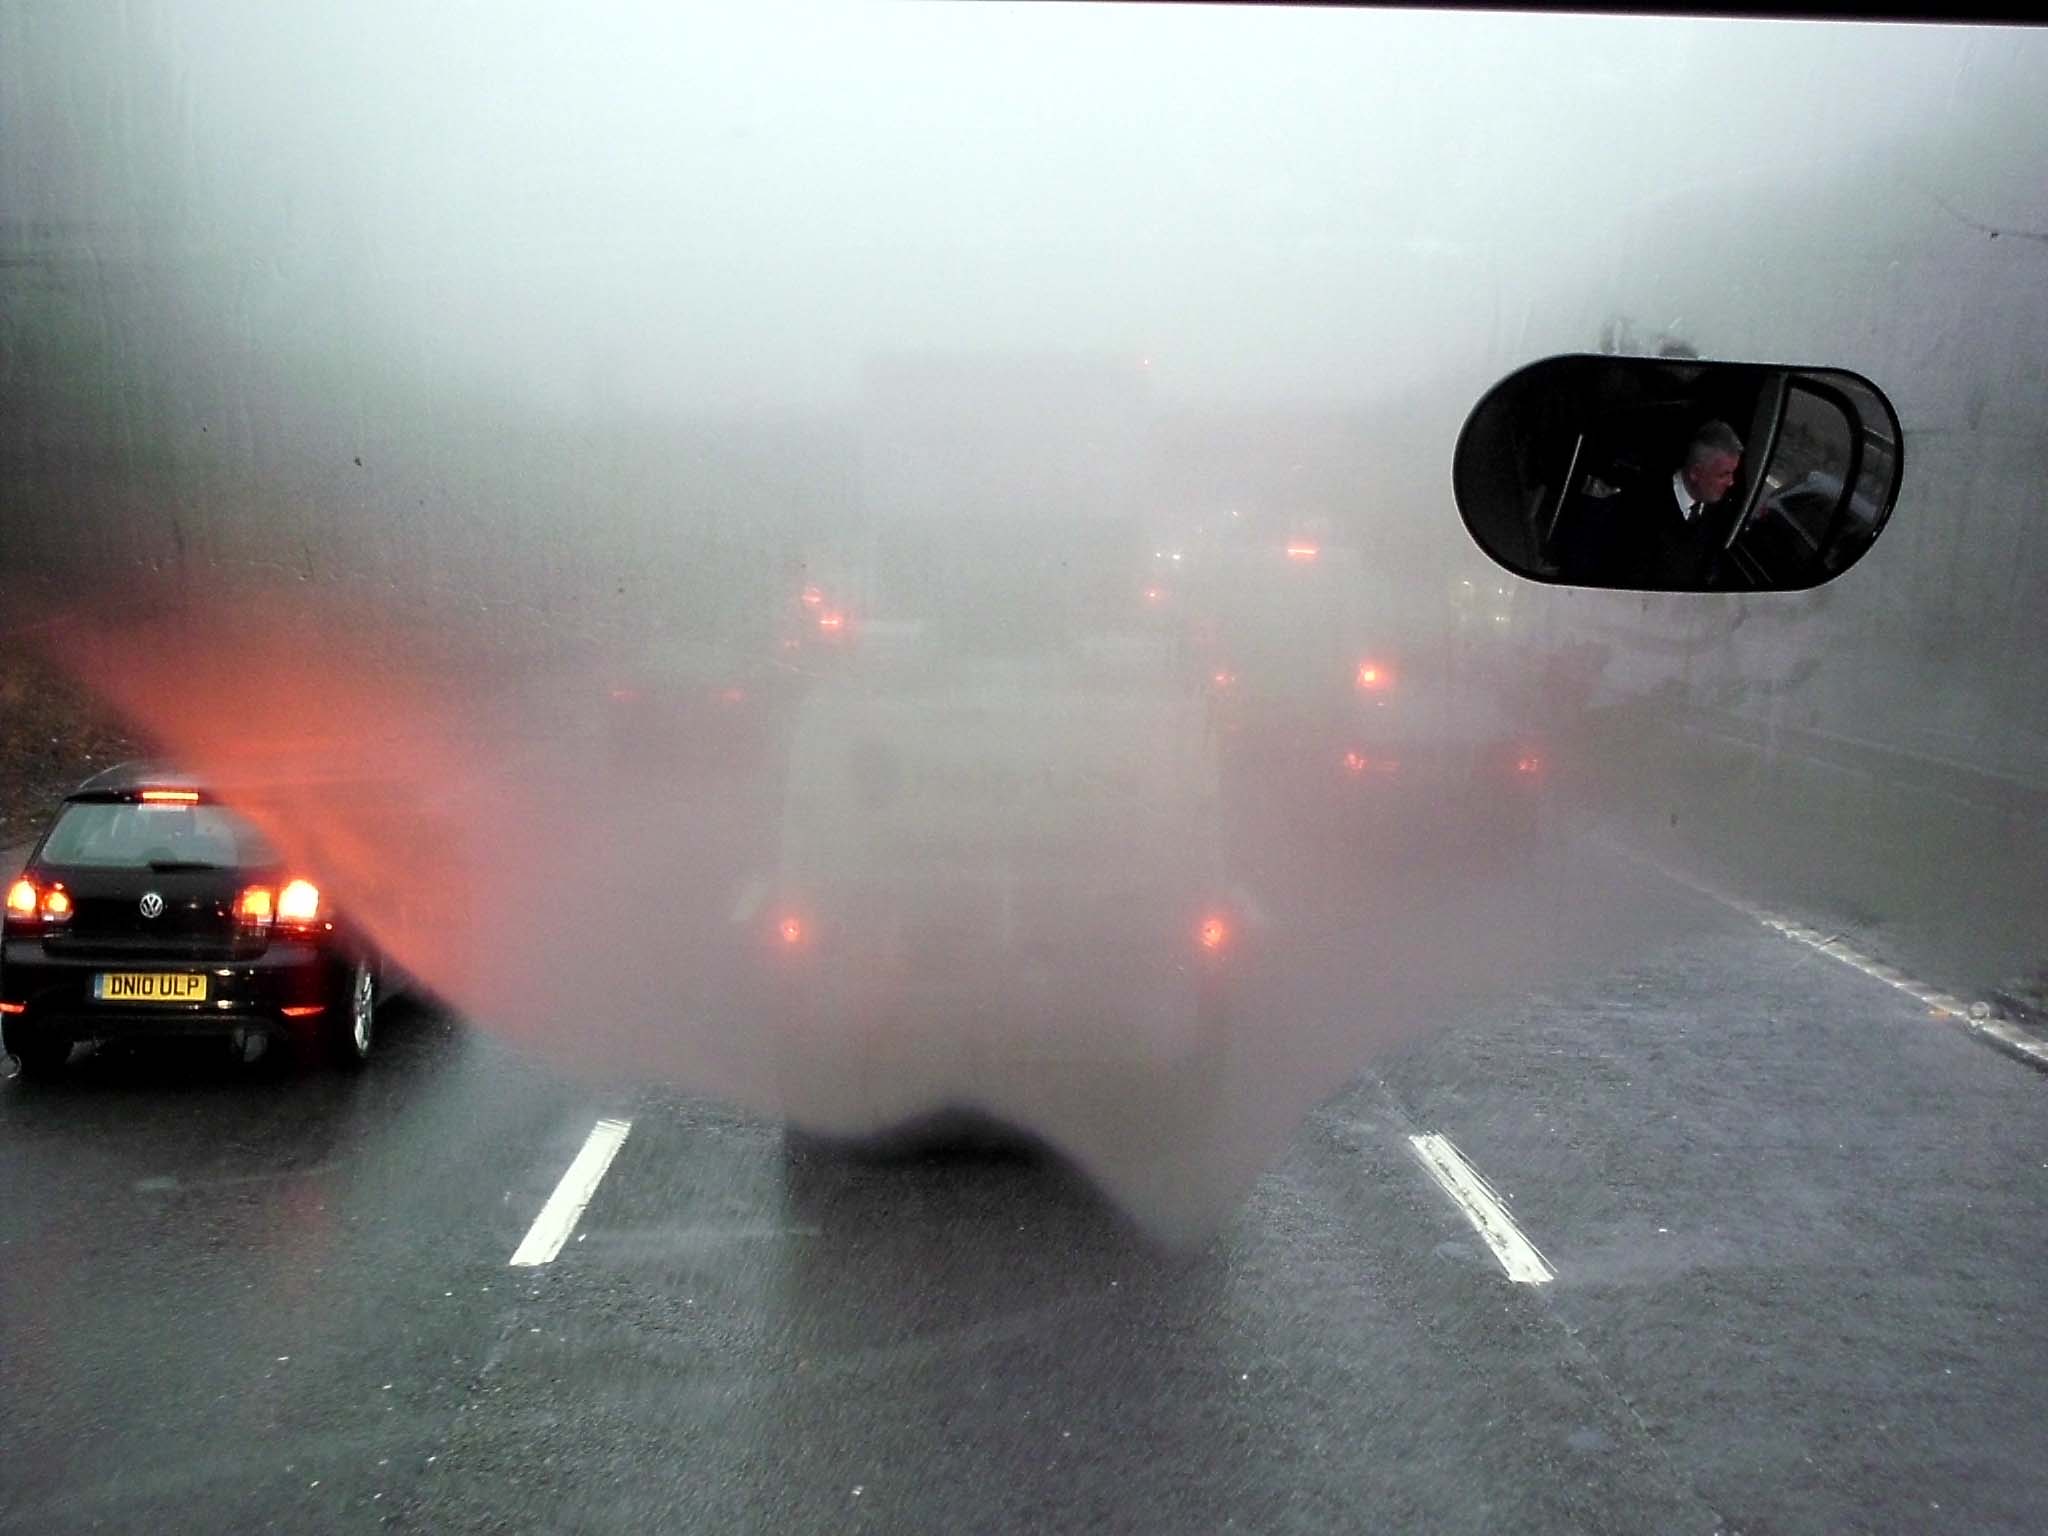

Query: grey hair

[1686,420,1744,465]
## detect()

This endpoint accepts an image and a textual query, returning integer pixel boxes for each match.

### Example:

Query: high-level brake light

[1285,542,1320,562]
[140,789,200,804]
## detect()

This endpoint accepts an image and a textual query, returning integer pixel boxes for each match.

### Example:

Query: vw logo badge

[139,892,165,919]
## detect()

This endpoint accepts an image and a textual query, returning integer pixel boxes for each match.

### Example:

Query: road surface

[3,829,2045,1535]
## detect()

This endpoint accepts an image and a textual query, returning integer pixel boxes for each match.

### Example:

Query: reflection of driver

[1556,421,1745,589]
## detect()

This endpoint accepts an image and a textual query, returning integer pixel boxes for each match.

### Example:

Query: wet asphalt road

[4,828,2047,1535]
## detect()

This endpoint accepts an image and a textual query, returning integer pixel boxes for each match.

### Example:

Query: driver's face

[1684,453,1740,504]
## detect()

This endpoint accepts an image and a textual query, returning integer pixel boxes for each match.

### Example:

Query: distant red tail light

[1355,661,1390,692]
[1143,585,1165,604]
[1211,670,1235,690]
[800,584,825,608]
[1285,542,1319,562]
[1343,751,1367,776]
[1197,915,1230,952]
[777,914,807,947]
[1515,754,1543,776]
[817,611,846,634]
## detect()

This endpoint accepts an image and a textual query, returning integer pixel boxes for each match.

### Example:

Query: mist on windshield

[2,3,2031,1239]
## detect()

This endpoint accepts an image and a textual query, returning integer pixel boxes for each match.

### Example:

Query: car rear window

[37,802,283,870]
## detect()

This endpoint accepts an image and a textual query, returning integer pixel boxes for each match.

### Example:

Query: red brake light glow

[1212,670,1235,690]
[818,611,845,633]
[778,915,806,946]
[140,789,200,804]
[0,1001,24,1015]
[1516,754,1543,775]
[800,585,825,607]
[237,887,275,925]
[6,879,35,917]
[1343,751,1367,776]
[1197,915,1230,952]
[41,889,72,919]
[278,880,321,923]
[1285,542,1319,562]
[1143,586,1164,603]
[1355,661,1390,691]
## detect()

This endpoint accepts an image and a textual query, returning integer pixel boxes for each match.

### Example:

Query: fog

[5,5,2045,1240]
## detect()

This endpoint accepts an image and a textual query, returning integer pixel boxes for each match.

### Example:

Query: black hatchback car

[2,763,389,1076]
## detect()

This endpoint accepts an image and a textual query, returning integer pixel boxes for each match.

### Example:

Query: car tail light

[237,886,275,927]
[1515,754,1543,776]
[7,879,71,926]
[817,611,845,634]
[278,880,321,924]
[1355,661,1390,692]
[0,1001,24,1015]
[280,1005,326,1018]
[801,584,825,608]
[1285,542,1319,562]
[774,912,808,949]
[1197,914,1230,953]
[1343,751,1367,776]
[1142,585,1165,604]
[1211,669,1235,690]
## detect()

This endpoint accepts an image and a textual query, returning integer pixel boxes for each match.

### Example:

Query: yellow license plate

[94,972,209,1004]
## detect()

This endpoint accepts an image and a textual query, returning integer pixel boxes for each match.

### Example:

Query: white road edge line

[1408,1133,1555,1286]
[510,1117,634,1267]
[1595,837,2048,1071]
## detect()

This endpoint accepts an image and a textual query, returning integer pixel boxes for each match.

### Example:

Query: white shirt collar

[1671,472,1701,521]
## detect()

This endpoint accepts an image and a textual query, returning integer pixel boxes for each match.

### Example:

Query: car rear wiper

[146,859,225,872]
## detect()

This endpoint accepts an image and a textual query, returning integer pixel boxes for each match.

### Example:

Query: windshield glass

[2,7,2045,1535]
[38,801,283,870]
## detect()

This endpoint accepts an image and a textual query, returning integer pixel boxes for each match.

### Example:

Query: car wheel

[329,958,377,1069]
[10,1033,73,1079]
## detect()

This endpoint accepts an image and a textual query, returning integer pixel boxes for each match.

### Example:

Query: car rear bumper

[1,937,339,1049]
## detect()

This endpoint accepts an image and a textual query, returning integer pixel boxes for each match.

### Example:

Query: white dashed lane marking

[1597,838,2048,1073]
[510,1117,633,1267]
[1409,1132,1556,1285]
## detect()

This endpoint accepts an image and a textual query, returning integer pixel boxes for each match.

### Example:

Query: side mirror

[1453,355,1903,592]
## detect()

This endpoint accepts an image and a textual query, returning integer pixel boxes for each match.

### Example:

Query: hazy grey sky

[9,3,2015,417]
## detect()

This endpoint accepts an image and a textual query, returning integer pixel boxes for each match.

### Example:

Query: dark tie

[1687,501,1702,521]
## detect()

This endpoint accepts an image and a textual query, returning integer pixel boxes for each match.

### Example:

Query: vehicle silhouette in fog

[3,764,399,1075]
